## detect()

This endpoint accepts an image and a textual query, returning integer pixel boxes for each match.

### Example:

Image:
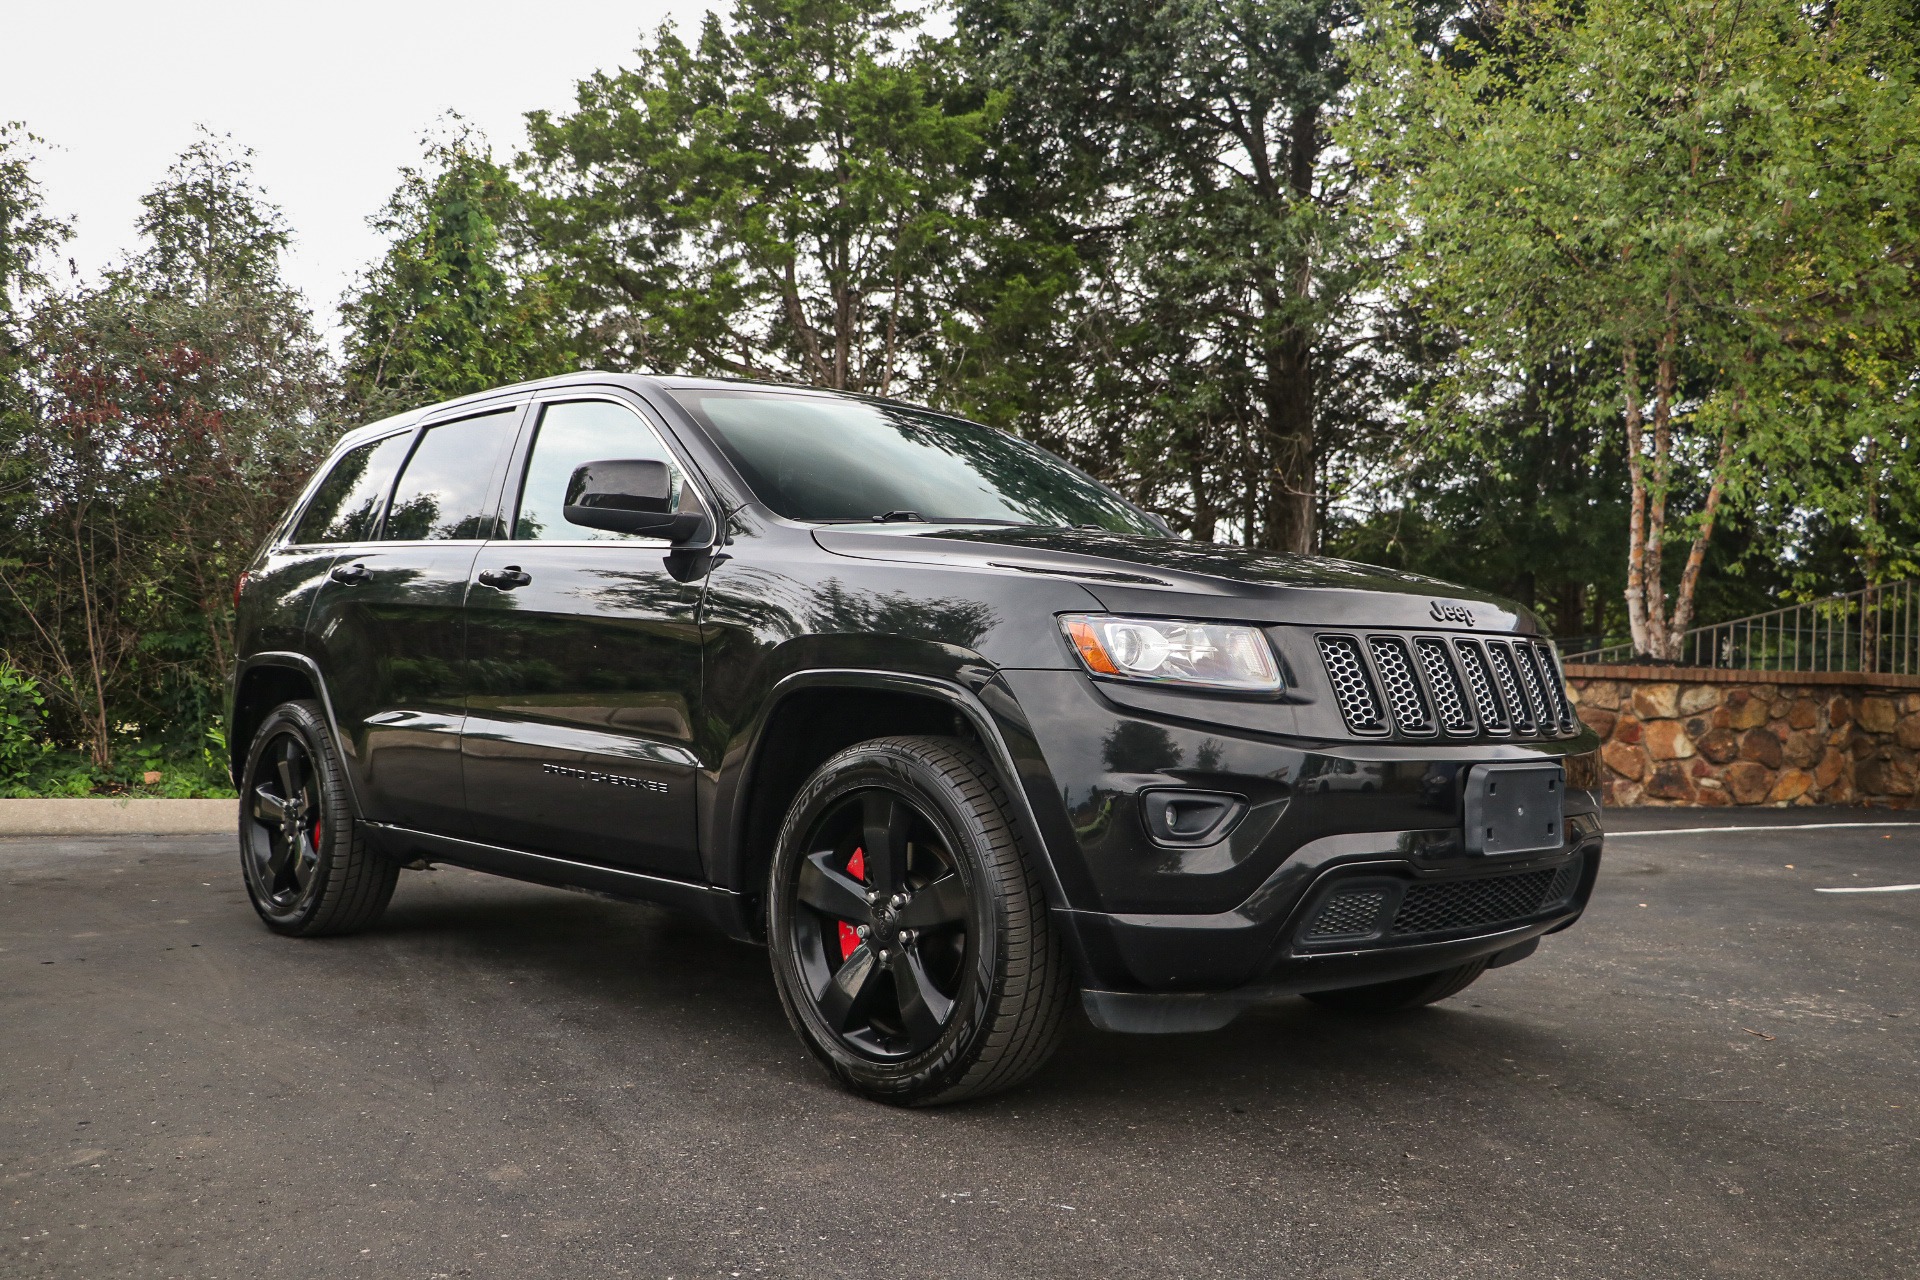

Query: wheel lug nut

[855,924,869,938]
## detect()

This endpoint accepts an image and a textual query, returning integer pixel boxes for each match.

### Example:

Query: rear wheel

[1301,958,1489,1013]
[766,736,1070,1106]
[238,699,396,937]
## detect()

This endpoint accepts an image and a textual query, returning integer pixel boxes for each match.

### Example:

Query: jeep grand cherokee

[229,373,1603,1105]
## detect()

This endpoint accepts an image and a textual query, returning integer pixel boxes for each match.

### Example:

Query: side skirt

[364,822,758,942]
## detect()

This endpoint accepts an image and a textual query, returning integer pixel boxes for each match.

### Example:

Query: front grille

[1367,636,1432,734]
[1391,859,1581,937]
[1305,889,1388,939]
[1318,635,1386,733]
[1313,630,1575,740]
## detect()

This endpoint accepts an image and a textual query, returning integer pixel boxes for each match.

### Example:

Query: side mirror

[563,459,708,543]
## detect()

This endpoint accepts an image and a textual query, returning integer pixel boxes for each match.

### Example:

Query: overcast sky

[4,0,717,335]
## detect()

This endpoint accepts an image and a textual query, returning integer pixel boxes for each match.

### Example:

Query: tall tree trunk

[1621,338,1652,656]
[1667,397,1739,647]
[1262,326,1316,554]
[1189,453,1216,543]
[1641,281,1682,657]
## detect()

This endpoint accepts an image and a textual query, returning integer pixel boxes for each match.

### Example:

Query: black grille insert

[1416,638,1474,734]
[1454,641,1509,732]
[1306,890,1388,939]
[1391,859,1583,938]
[1483,642,1536,734]
[1318,635,1386,733]
[1532,642,1575,732]
[1367,636,1433,733]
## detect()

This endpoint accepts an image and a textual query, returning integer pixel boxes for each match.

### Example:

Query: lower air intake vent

[1305,890,1388,939]
[1318,635,1386,733]
[1390,858,1582,938]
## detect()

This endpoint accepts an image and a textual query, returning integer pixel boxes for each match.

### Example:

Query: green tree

[1345,0,1920,657]
[959,0,1439,550]
[522,0,991,398]
[342,122,577,418]
[1,133,334,764]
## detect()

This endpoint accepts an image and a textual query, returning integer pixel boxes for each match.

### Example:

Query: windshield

[669,389,1166,535]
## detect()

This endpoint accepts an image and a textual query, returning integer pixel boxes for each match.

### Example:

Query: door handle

[329,562,371,586]
[478,565,532,590]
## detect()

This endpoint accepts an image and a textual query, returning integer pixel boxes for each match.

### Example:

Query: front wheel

[238,699,396,937]
[766,736,1071,1106]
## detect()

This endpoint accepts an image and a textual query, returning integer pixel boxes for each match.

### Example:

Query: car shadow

[364,866,1577,1114]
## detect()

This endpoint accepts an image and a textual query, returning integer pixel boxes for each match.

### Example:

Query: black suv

[230,373,1603,1105]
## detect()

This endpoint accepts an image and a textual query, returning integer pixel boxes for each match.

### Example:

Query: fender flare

[229,652,366,819]
[712,668,1077,914]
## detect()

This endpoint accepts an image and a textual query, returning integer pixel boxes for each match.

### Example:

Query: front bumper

[1062,816,1599,1031]
[995,669,1603,1028]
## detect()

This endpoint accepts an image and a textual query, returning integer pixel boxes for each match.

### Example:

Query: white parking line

[1814,884,1920,894]
[1608,822,1920,838]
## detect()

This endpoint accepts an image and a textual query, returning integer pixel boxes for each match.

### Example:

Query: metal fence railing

[1563,580,1920,675]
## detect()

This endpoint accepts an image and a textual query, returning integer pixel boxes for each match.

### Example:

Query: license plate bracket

[1463,762,1565,855]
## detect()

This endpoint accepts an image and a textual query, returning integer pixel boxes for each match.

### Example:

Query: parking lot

[3,811,1916,1280]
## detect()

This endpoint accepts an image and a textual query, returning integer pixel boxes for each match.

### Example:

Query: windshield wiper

[871,510,928,523]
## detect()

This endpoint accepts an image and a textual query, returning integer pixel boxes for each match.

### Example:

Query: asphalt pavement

[4,810,1917,1279]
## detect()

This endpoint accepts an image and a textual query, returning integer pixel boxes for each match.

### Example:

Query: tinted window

[670,390,1163,534]
[513,400,685,542]
[292,432,412,544]
[381,410,520,542]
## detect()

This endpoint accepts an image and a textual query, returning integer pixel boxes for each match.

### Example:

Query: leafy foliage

[0,131,333,776]
[342,121,579,418]
[523,0,992,398]
[1341,0,1920,655]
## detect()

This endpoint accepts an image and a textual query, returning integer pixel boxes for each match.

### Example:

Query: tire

[1301,958,1490,1013]
[237,699,397,937]
[766,736,1072,1106]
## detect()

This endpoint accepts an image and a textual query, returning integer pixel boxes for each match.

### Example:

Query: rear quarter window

[292,433,412,545]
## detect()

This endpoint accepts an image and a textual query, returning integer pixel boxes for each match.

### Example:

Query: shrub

[0,659,53,787]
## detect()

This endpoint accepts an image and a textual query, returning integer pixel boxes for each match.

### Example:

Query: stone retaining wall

[1562,665,1920,807]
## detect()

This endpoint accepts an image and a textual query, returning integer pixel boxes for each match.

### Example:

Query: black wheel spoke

[816,944,882,1032]
[275,739,302,800]
[861,791,912,893]
[889,948,954,1051]
[289,829,316,890]
[265,828,293,882]
[252,785,287,824]
[797,852,875,923]
[897,872,968,929]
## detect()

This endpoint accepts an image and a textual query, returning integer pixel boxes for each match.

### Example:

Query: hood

[812,526,1543,635]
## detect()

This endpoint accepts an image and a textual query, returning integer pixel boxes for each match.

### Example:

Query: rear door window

[380,409,521,542]
[292,432,412,545]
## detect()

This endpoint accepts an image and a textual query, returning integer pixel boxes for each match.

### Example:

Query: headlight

[1060,614,1283,693]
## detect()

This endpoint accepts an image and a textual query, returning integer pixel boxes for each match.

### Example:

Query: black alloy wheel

[245,732,324,913]
[238,699,396,937]
[790,788,974,1059]
[767,736,1071,1106]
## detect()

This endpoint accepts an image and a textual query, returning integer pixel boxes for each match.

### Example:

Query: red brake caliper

[837,848,867,960]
